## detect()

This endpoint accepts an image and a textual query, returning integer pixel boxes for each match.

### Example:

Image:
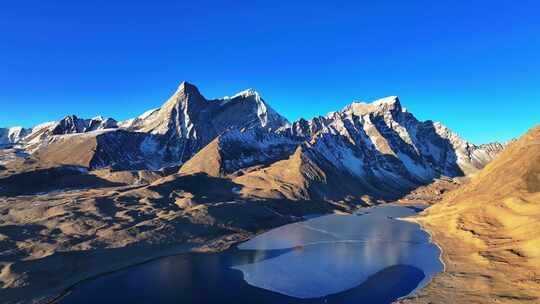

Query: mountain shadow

[0,166,123,197]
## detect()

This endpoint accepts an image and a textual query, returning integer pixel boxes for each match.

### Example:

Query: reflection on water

[233,205,442,298]
[60,205,442,304]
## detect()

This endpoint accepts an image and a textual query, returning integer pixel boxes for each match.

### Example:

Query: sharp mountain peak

[341,95,403,117]
[175,81,201,95]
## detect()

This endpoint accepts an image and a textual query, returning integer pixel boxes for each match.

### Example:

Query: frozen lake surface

[234,205,442,298]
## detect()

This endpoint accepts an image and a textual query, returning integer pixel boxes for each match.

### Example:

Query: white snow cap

[372,96,399,106]
[342,96,402,116]
[232,88,261,99]
[221,88,262,102]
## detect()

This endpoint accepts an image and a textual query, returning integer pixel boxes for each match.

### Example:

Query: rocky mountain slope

[401,125,540,304]
[180,95,505,202]
[119,82,289,166]
[2,82,290,173]
[1,82,504,201]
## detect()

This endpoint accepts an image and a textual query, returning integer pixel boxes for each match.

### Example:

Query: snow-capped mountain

[2,81,290,170]
[119,81,289,165]
[283,96,501,177]
[0,127,29,146]
[0,81,505,201]
[5,115,118,148]
[50,115,118,135]
[182,95,505,201]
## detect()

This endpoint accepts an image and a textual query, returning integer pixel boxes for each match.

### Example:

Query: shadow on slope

[0,166,124,197]
[137,173,344,231]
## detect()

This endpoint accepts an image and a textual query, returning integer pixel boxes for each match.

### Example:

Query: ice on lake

[232,205,443,299]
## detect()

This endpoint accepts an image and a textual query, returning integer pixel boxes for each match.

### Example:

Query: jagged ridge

[0,82,505,202]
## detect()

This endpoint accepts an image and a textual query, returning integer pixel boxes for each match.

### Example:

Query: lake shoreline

[43,235,246,304]
[39,212,331,304]
[38,203,439,304]
[396,217,447,302]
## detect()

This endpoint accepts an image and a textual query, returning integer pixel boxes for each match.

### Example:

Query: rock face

[3,116,118,150]
[179,128,298,177]
[0,82,505,200]
[50,115,118,135]
[402,125,540,304]
[181,95,506,201]
[120,82,289,165]
[284,96,499,177]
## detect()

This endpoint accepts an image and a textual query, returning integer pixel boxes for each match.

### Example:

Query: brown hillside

[402,125,540,304]
[233,146,321,200]
[178,138,223,177]
[32,134,98,168]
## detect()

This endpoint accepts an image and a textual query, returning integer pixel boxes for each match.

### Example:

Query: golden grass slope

[401,125,540,304]
[31,133,99,168]
[178,138,223,177]
[234,146,324,200]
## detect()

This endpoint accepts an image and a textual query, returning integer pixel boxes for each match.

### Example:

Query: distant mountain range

[0,81,504,201]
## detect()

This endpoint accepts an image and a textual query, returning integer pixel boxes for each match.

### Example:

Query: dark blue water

[60,205,442,304]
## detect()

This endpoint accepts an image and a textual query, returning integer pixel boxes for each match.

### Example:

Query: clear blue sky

[1,1,538,144]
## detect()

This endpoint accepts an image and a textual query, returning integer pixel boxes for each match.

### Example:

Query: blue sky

[1,1,538,144]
